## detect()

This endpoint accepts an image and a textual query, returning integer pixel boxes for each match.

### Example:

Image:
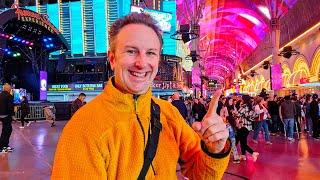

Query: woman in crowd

[237,95,259,162]
[252,97,272,145]
[225,97,240,163]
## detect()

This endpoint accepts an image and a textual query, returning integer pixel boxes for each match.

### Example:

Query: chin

[130,89,147,95]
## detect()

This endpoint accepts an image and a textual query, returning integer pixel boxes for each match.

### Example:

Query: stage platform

[0,121,319,179]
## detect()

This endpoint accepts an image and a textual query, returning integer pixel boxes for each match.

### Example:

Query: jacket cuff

[201,138,231,159]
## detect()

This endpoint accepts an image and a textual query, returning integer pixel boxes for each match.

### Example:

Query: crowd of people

[169,89,320,164]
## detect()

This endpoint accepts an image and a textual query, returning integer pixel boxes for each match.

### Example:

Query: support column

[270,16,282,91]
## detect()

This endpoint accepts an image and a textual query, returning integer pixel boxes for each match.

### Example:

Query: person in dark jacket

[171,92,188,120]
[279,95,296,141]
[192,98,207,122]
[309,94,319,139]
[71,93,86,116]
[19,96,30,128]
[0,84,14,153]
[292,96,302,133]
[268,95,280,134]
[216,95,225,115]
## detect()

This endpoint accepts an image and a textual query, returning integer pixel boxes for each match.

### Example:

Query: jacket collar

[103,77,152,114]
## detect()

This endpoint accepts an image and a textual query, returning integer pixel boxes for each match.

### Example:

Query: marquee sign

[48,83,104,91]
[15,8,60,34]
[152,81,183,90]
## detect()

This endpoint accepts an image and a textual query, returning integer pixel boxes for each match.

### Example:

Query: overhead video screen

[131,6,173,33]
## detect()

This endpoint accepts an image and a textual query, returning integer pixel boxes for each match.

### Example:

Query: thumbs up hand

[192,90,229,153]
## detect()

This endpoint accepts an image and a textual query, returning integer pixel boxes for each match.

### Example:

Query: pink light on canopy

[177,0,298,82]
[271,64,283,90]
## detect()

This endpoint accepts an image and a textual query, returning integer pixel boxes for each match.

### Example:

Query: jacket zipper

[133,95,156,176]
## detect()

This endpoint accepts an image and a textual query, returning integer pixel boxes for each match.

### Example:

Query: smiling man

[52,13,230,180]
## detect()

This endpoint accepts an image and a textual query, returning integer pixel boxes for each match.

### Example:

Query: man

[279,95,296,142]
[171,92,188,119]
[192,98,207,122]
[70,93,86,116]
[52,13,230,179]
[267,95,280,134]
[292,96,302,133]
[0,84,14,153]
[309,94,319,139]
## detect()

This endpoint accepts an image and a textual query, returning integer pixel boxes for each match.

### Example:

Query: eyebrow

[124,45,159,51]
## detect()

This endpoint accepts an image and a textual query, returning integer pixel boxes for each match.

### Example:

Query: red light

[30,42,34,46]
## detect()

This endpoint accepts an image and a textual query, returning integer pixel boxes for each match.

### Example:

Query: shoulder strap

[138,99,162,180]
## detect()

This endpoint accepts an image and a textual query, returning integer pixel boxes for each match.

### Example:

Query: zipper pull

[133,94,139,113]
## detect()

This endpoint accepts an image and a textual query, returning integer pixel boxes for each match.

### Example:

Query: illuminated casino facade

[0,0,182,101]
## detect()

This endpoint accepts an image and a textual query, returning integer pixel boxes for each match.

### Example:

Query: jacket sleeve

[172,107,230,179]
[51,115,109,179]
[8,94,14,116]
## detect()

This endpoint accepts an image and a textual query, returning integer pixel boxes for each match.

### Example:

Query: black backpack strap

[137,99,162,180]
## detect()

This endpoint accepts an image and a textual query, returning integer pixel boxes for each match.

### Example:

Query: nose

[134,51,147,68]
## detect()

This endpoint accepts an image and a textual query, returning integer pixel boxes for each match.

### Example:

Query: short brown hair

[108,12,163,53]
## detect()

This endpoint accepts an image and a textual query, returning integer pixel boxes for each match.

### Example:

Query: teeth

[131,71,146,77]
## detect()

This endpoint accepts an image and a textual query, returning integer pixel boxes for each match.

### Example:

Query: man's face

[108,24,161,95]
[79,96,86,102]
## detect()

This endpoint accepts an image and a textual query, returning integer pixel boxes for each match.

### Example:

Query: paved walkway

[0,121,319,179]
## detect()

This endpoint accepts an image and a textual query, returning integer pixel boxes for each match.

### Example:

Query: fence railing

[14,104,55,120]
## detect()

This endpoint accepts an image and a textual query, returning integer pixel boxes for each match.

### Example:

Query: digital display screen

[48,83,104,91]
[40,71,47,100]
[131,6,173,33]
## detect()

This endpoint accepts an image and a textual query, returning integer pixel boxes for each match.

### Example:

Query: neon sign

[48,83,104,91]
[152,81,183,90]
[15,8,60,34]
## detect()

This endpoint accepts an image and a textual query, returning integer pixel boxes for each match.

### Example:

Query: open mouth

[129,71,147,78]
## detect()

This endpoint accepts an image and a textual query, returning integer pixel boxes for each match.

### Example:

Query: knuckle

[209,135,218,142]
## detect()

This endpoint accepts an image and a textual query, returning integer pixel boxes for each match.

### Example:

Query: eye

[146,51,157,56]
[126,49,136,55]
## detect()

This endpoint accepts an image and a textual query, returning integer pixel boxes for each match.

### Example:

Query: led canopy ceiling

[176,0,298,81]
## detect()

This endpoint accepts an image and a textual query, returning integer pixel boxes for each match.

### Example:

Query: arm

[279,105,282,120]
[174,93,230,179]
[178,118,230,180]
[8,94,14,116]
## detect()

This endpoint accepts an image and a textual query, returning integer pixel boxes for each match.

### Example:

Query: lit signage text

[15,8,60,34]
[152,81,183,90]
[48,83,104,91]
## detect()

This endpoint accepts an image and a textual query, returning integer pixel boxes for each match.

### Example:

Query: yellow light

[244,21,320,75]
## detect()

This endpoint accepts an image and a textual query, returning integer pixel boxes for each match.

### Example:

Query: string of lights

[0,47,21,57]
[0,32,34,46]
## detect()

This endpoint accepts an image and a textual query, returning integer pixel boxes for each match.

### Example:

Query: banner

[271,64,283,90]
[40,71,47,100]
[48,83,104,91]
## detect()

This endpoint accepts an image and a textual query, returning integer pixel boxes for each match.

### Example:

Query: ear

[108,50,116,71]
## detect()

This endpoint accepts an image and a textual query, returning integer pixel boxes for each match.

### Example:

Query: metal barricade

[14,104,55,120]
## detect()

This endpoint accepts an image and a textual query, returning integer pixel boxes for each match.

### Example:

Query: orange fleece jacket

[51,78,230,179]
